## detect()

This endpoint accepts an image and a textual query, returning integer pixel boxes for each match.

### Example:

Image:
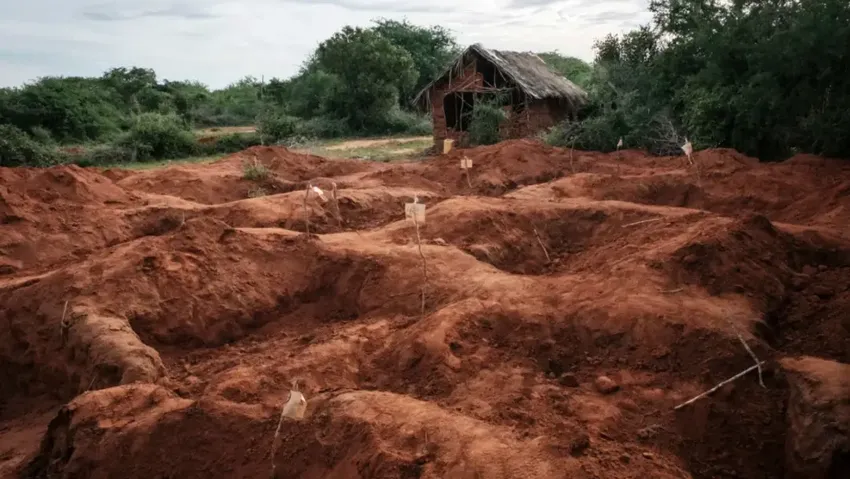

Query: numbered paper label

[405,203,426,224]
[460,157,473,169]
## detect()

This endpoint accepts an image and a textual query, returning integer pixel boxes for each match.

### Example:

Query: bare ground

[1,140,848,479]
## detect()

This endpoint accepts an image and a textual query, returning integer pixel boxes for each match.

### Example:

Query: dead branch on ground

[623,218,664,228]
[674,361,766,410]
[723,317,766,388]
[532,226,551,263]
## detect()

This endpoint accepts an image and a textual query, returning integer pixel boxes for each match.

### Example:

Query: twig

[623,218,663,228]
[464,167,472,188]
[532,226,551,263]
[723,317,765,388]
[412,212,428,316]
[331,182,342,230]
[673,361,766,410]
[60,301,70,346]
[302,185,311,235]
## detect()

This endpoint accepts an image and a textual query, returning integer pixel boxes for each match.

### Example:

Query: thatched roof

[413,43,588,110]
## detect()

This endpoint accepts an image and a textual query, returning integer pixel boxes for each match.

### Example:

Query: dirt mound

[420,139,572,195]
[2,142,850,479]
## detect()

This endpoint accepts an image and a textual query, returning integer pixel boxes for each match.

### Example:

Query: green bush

[0,124,56,166]
[256,113,300,144]
[295,116,351,139]
[29,126,55,145]
[195,132,262,156]
[468,96,507,146]
[242,160,270,181]
[382,109,432,135]
[60,145,135,167]
[215,132,262,152]
[115,113,196,160]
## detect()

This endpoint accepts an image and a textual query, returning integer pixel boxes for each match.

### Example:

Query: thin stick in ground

[59,300,70,346]
[674,361,766,410]
[302,185,311,235]
[532,226,551,263]
[331,182,342,231]
[723,317,766,388]
[412,213,428,316]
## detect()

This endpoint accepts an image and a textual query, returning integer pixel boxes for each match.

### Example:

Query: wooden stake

[302,185,311,235]
[412,212,428,316]
[331,182,342,230]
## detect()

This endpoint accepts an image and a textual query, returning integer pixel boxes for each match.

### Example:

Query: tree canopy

[549,0,850,160]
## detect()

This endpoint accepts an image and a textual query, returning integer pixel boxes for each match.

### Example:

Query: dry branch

[60,300,70,346]
[673,361,766,410]
[623,218,663,228]
[723,317,766,388]
[661,288,684,294]
[532,227,551,263]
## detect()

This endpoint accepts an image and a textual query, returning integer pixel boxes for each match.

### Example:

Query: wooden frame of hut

[413,43,588,150]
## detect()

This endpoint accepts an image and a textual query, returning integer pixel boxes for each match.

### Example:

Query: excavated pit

[2,141,849,479]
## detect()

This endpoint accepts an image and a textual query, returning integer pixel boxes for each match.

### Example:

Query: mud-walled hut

[413,43,588,150]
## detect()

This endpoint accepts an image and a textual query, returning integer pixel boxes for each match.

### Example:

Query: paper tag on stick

[460,157,473,169]
[405,203,426,224]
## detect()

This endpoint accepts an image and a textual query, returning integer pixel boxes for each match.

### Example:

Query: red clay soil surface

[1,141,849,479]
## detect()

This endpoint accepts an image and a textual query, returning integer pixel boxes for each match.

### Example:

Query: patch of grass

[301,137,433,162]
[247,186,268,198]
[99,154,225,170]
[194,125,256,137]
[243,160,270,181]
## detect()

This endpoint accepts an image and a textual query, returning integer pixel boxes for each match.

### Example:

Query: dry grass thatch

[413,43,588,112]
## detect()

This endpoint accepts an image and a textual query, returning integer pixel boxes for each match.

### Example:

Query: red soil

[1,141,848,479]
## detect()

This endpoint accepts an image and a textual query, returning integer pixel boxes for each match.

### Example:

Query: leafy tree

[549,0,850,160]
[0,124,56,166]
[0,77,123,143]
[315,26,418,132]
[372,19,459,104]
[537,52,593,89]
[115,113,196,160]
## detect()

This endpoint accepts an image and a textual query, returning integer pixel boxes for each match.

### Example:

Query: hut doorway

[444,92,475,131]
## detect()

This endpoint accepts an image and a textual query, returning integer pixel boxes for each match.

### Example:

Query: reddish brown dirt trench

[1,141,849,479]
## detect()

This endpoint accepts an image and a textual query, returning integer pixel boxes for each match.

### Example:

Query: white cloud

[0,0,651,89]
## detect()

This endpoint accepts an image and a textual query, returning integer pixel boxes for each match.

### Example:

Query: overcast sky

[0,0,651,89]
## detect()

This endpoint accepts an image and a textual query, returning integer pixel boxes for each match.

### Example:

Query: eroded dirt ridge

[1,141,848,479]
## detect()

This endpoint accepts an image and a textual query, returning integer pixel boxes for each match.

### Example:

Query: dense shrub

[58,145,135,167]
[256,113,300,144]
[382,109,432,136]
[546,0,850,160]
[468,96,507,146]
[295,116,351,139]
[0,124,56,166]
[114,113,196,160]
